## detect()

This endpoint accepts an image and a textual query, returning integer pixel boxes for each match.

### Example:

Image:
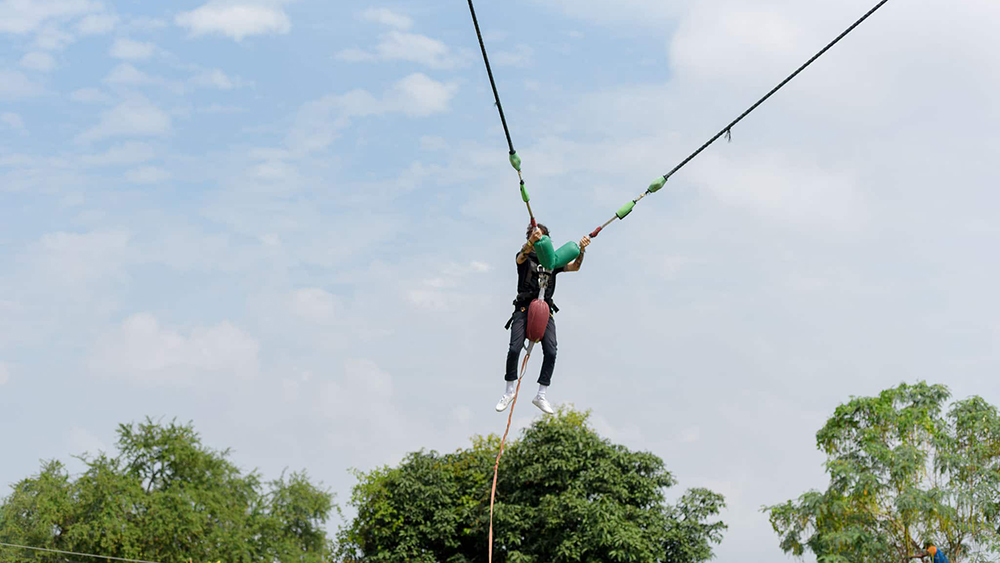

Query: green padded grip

[616,201,635,220]
[533,235,556,270]
[520,181,530,203]
[648,176,667,193]
[550,241,581,270]
[509,152,522,172]
[532,236,580,270]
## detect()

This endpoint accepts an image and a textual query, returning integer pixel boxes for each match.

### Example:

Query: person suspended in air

[496,222,590,414]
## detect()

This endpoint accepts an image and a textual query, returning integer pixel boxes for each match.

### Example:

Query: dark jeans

[506,307,557,386]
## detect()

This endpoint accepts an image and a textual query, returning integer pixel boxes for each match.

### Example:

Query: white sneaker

[495,393,516,412]
[532,395,555,414]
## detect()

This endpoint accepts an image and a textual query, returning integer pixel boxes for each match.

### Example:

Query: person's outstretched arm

[563,236,590,272]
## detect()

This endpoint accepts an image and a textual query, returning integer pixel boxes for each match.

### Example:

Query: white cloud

[378,31,457,69]
[76,97,172,143]
[361,7,412,29]
[0,69,45,100]
[404,260,494,311]
[286,73,457,153]
[121,16,167,33]
[332,89,382,118]
[80,141,155,166]
[670,3,806,84]
[321,360,395,416]
[176,0,291,41]
[335,47,375,63]
[389,73,458,116]
[89,313,260,385]
[125,166,170,184]
[526,0,689,27]
[29,230,132,284]
[198,103,246,114]
[1,112,26,132]
[20,51,56,72]
[338,30,463,69]
[0,362,9,385]
[0,0,104,34]
[104,62,149,85]
[442,261,493,276]
[493,44,534,67]
[190,68,237,90]
[33,23,75,50]
[70,87,110,103]
[249,157,296,182]
[76,12,118,35]
[419,135,448,151]
[103,63,214,93]
[691,150,866,233]
[289,288,338,324]
[0,154,84,196]
[406,289,448,310]
[109,37,155,60]
[590,415,645,445]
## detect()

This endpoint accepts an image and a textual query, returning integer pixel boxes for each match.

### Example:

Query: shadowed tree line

[10,384,997,563]
[0,419,334,563]
[335,408,726,563]
[0,411,725,563]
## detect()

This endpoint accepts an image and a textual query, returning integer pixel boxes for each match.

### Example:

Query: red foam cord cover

[589,226,603,238]
[526,299,550,342]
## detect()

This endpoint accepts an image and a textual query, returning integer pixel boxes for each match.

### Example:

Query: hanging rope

[0,543,167,563]
[487,342,534,563]
[466,0,513,155]
[466,0,535,226]
[588,0,894,239]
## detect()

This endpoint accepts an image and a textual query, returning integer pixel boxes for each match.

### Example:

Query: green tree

[336,408,726,563]
[765,382,1000,563]
[0,418,336,563]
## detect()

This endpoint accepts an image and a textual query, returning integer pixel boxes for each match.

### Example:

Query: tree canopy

[765,382,1000,563]
[336,408,726,563]
[0,418,336,563]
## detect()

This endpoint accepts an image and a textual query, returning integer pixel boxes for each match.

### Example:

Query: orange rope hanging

[487,342,534,562]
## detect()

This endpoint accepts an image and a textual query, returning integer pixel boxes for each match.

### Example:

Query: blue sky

[3,0,1000,561]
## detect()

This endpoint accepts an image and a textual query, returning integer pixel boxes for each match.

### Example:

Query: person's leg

[538,315,557,386]
[505,308,527,381]
[533,315,557,414]
[497,308,527,412]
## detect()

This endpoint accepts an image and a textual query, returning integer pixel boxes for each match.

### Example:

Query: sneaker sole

[532,400,554,414]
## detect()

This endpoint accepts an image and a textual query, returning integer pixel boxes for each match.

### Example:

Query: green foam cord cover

[616,201,636,220]
[509,152,522,172]
[648,176,667,193]
[551,241,581,270]
[533,235,556,269]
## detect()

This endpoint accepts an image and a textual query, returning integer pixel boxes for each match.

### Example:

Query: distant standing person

[496,222,590,415]
[910,542,950,563]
